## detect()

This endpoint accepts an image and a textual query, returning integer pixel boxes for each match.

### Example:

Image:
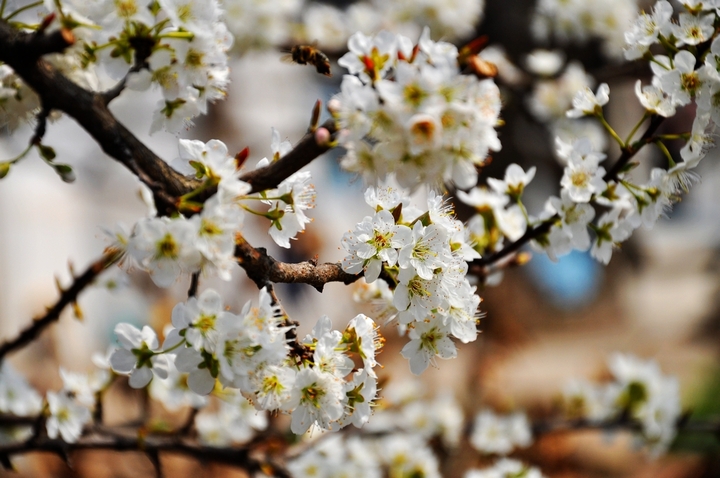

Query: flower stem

[5,1,43,21]
[598,113,625,149]
[625,112,649,145]
[654,140,676,168]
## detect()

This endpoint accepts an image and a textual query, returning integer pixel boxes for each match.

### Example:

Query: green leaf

[53,164,76,183]
[188,160,207,178]
[37,144,56,161]
[620,161,639,173]
[0,162,9,179]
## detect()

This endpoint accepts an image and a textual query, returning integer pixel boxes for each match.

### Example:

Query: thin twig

[0,250,122,362]
[239,119,337,194]
[187,272,200,298]
[30,104,50,145]
[472,114,666,270]
[533,415,720,436]
[100,36,155,105]
[177,408,198,435]
[0,432,292,478]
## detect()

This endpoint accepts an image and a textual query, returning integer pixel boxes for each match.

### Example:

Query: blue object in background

[525,249,603,310]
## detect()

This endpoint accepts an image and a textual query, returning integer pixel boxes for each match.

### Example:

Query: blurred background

[1,0,720,476]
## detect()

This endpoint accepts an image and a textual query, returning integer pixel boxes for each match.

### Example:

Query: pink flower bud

[315,127,331,146]
[327,98,341,113]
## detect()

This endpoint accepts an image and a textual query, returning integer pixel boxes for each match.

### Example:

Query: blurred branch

[235,233,361,292]
[533,414,720,436]
[0,414,37,426]
[0,250,121,362]
[0,431,292,478]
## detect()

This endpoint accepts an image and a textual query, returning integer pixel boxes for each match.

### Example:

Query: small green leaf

[188,160,207,178]
[620,161,639,173]
[53,164,76,183]
[0,162,9,179]
[38,144,56,161]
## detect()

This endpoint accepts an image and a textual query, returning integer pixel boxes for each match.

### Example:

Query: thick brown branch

[0,21,339,213]
[240,119,337,194]
[0,432,291,478]
[0,20,201,213]
[0,250,121,362]
[235,234,361,292]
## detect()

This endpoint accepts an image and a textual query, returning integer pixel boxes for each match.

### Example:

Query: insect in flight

[283,43,332,77]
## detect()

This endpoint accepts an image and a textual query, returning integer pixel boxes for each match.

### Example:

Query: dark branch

[603,114,665,181]
[471,113,667,270]
[533,415,720,437]
[30,104,50,145]
[240,119,337,194]
[472,219,554,268]
[187,272,200,298]
[0,432,291,478]
[100,36,155,106]
[0,250,121,362]
[0,24,73,58]
[0,20,340,215]
[235,233,361,292]
[0,20,201,214]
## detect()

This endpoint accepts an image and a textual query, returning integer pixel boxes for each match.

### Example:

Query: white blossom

[110,324,170,388]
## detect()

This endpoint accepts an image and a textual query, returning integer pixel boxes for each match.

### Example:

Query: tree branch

[0,250,121,362]
[471,113,667,270]
[0,431,291,478]
[240,119,337,194]
[0,20,201,214]
[0,20,340,214]
[235,233,361,292]
[603,114,665,181]
[533,414,718,437]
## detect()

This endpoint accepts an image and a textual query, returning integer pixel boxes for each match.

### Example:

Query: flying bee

[283,43,332,77]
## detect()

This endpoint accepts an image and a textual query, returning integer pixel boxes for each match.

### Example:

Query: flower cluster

[117,132,313,287]
[522,2,720,266]
[224,0,484,54]
[561,353,681,455]
[469,409,533,456]
[0,364,42,444]
[288,384,464,478]
[624,1,718,167]
[0,65,41,131]
[466,459,545,478]
[525,59,609,155]
[532,0,637,59]
[458,163,536,257]
[194,390,268,446]
[343,184,482,374]
[330,28,502,189]
[289,433,444,478]
[109,287,384,435]
[0,362,109,444]
[0,0,232,134]
[47,368,110,442]
[367,380,465,447]
[288,434,382,478]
